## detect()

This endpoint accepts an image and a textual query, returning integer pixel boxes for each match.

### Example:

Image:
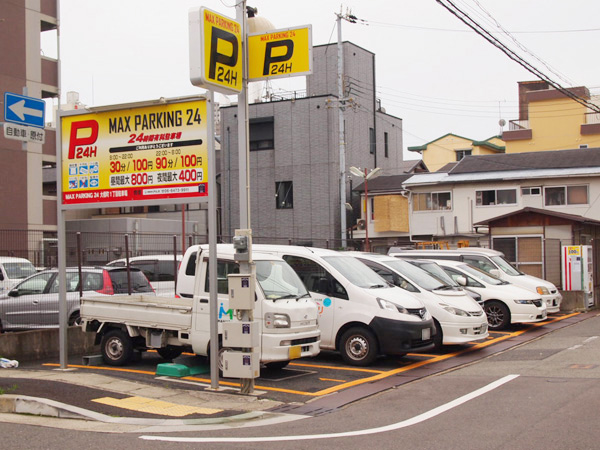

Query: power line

[436,0,600,114]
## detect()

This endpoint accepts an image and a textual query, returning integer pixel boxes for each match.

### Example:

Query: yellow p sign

[248,25,312,81]
[189,7,242,94]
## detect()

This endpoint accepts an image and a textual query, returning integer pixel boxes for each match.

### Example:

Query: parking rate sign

[189,7,242,95]
[248,25,312,81]
[60,99,208,207]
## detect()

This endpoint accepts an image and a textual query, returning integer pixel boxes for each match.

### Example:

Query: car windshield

[108,270,154,293]
[256,260,309,300]
[490,256,524,276]
[457,264,506,285]
[381,258,450,291]
[409,260,460,287]
[323,256,389,289]
[4,262,37,280]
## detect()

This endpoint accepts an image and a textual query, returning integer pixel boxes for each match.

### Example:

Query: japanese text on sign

[60,99,208,207]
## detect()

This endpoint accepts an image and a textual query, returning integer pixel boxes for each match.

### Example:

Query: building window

[369,127,375,154]
[413,192,452,211]
[384,132,389,158]
[249,117,274,151]
[522,187,541,196]
[476,189,517,206]
[275,181,293,209]
[455,149,472,161]
[493,236,544,279]
[544,185,588,206]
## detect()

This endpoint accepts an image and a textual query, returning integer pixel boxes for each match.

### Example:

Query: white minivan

[252,245,436,366]
[0,257,37,295]
[434,259,547,331]
[107,254,182,296]
[389,248,562,313]
[348,252,488,349]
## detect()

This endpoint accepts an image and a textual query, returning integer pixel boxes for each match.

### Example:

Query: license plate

[289,345,301,359]
[422,327,431,340]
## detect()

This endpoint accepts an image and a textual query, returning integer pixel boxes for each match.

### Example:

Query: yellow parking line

[289,362,385,374]
[92,396,222,416]
[319,378,346,383]
[44,313,580,398]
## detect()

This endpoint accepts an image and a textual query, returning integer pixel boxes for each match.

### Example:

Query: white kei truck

[80,244,321,370]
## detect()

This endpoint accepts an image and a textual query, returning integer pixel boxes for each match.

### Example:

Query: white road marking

[583,336,598,344]
[140,374,520,443]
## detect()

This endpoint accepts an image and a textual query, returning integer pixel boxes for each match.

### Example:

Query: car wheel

[339,327,378,366]
[265,360,290,371]
[101,329,133,366]
[157,346,183,360]
[68,311,81,327]
[485,300,510,331]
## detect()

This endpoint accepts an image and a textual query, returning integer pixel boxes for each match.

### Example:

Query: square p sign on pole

[189,7,242,95]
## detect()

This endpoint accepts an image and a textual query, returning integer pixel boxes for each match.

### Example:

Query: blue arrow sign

[4,92,46,129]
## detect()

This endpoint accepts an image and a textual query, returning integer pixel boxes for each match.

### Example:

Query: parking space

[40,312,580,404]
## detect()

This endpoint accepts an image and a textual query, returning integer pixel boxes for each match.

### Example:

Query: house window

[476,189,517,206]
[455,149,472,161]
[544,185,588,206]
[249,117,274,151]
[413,192,452,211]
[522,187,541,196]
[369,127,375,154]
[384,132,389,158]
[275,181,293,209]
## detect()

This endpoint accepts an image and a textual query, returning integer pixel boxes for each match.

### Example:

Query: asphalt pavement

[0,310,597,433]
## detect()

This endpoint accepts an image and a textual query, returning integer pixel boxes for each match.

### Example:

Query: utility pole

[337,12,347,249]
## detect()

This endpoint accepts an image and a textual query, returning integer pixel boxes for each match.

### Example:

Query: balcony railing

[585,112,600,124]
[509,119,530,131]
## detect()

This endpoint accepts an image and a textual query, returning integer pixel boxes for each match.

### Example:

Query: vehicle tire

[157,346,183,360]
[101,329,133,366]
[484,300,511,331]
[339,327,378,366]
[265,360,290,371]
[433,319,443,350]
[68,311,81,327]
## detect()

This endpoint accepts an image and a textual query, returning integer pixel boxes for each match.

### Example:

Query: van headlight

[442,306,470,317]
[536,286,550,295]
[377,298,408,314]
[264,312,290,328]
[514,299,534,304]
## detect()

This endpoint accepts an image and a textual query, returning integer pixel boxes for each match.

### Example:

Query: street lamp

[349,167,381,252]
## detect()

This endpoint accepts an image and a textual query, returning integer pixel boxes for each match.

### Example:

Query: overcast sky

[47,0,600,158]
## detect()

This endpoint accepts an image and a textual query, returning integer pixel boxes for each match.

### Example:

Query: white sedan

[434,260,547,331]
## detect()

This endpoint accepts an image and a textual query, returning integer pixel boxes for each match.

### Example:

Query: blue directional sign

[4,92,46,129]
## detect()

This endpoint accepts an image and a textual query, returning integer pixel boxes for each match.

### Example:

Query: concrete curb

[0,394,274,425]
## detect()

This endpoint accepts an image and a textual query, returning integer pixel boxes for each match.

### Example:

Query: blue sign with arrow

[4,92,46,129]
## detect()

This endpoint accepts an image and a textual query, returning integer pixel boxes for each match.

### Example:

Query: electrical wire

[436,0,600,114]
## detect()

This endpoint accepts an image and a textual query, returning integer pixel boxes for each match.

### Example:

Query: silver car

[0,266,154,331]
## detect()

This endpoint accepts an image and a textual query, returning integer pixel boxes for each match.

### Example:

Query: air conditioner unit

[357,219,366,230]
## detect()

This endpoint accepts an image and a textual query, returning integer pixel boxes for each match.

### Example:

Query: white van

[434,259,547,331]
[389,248,562,314]
[0,257,37,295]
[107,254,182,296]
[175,244,321,369]
[348,252,488,348]
[252,245,436,366]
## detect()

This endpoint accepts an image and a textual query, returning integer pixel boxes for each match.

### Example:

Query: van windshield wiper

[273,294,298,300]
[368,284,387,289]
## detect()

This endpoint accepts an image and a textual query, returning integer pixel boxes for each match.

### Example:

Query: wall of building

[220,42,405,244]
[408,175,600,238]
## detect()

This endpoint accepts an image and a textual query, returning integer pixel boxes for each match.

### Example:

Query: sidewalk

[0,366,288,430]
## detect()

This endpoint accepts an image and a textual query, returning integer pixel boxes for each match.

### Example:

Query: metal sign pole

[207,90,219,390]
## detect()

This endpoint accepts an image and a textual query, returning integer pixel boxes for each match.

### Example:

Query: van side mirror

[456,276,467,287]
[8,289,18,297]
[490,269,501,278]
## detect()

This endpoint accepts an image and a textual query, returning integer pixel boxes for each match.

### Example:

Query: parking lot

[35,312,583,408]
